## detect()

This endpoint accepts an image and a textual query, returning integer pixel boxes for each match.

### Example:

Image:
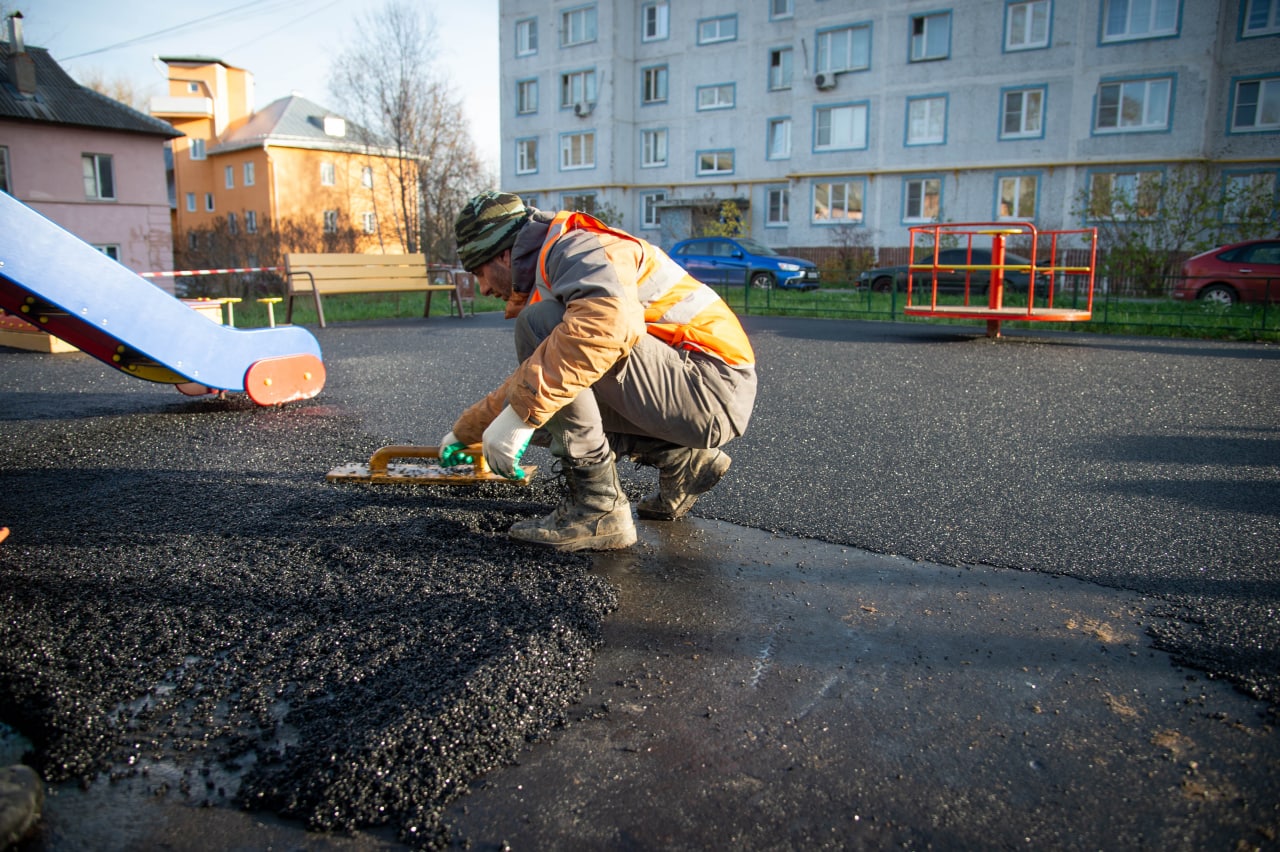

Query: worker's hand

[482,406,535,480]
[438,430,473,467]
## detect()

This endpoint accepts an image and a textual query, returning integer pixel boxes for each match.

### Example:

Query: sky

[13,0,502,170]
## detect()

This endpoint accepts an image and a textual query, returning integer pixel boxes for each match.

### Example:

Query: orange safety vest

[532,211,755,366]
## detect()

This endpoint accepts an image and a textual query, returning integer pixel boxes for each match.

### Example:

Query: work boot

[633,446,731,521]
[508,456,636,551]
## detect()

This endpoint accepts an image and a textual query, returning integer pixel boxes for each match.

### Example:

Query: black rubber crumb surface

[0,395,614,849]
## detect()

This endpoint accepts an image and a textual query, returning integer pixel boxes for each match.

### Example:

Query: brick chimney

[7,13,37,96]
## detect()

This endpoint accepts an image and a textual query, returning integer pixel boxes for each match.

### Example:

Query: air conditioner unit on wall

[815,72,837,91]
[574,100,594,117]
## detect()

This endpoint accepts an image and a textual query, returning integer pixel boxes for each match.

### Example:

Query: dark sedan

[858,248,1048,294]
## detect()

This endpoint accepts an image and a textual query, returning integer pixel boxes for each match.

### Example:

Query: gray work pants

[514,299,757,466]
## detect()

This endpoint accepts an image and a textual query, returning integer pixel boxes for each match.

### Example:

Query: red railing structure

[904,222,1098,338]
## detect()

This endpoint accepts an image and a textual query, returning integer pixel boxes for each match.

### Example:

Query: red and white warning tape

[140,266,281,278]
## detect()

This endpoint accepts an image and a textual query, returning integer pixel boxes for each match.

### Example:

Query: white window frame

[642,1,669,41]
[561,5,597,47]
[562,193,596,214]
[189,138,206,161]
[1243,0,1280,36]
[769,47,793,91]
[1095,77,1172,133]
[813,180,865,224]
[320,161,336,186]
[361,166,374,189]
[696,149,734,177]
[640,191,665,228]
[1006,0,1051,50]
[516,17,538,56]
[243,161,255,186]
[227,211,238,234]
[904,177,942,223]
[998,174,1039,220]
[560,131,596,170]
[641,128,668,168]
[362,212,377,234]
[815,102,869,151]
[1087,170,1161,220]
[642,66,668,104]
[1000,86,1046,139]
[1223,172,1276,222]
[697,15,738,45]
[204,192,215,212]
[1230,77,1280,133]
[560,69,598,108]
[1101,0,1178,42]
[185,192,196,212]
[766,187,790,226]
[517,79,539,114]
[910,12,951,62]
[770,0,794,21]
[817,23,871,74]
[696,83,735,111]
[517,138,539,174]
[906,95,947,146]
[245,210,258,233]
[92,244,120,260]
[323,209,339,233]
[767,117,792,160]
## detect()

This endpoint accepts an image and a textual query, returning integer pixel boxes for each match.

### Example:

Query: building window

[698,14,738,44]
[1231,77,1280,132]
[245,210,257,233]
[904,178,942,222]
[323,209,339,233]
[561,5,597,47]
[815,103,869,151]
[185,192,196,212]
[560,131,596,170]
[641,128,668,167]
[560,69,597,108]
[517,138,539,174]
[696,150,734,176]
[641,191,665,228]
[362,212,377,234]
[517,79,538,114]
[1101,0,1178,42]
[813,180,864,223]
[998,174,1039,219]
[1223,172,1276,221]
[204,193,214,212]
[563,193,597,214]
[1001,86,1046,138]
[93,244,120,260]
[771,0,794,20]
[320,162,336,186]
[910,12,951,61]
[767,117,792,159]
[1243,0,1280,36]
[818,24,871,74]
[1095,77,1172,132]
[243,161,255,186]
[766,187,790,226]
[697,83,735,111]
[0,145,8,193]
[769,47,793,91]
[1006,0,1051,50]
[228,212,238,234]
[357,166,371,189]
[642,1,669,41]
[516,17,538,55]
[1087,170,1161,220]
[189,138,206,160]
[642,66,668,104]
[81,153,115,200]
[906,96,947,145]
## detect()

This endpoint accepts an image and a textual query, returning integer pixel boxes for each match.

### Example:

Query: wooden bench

[284,253,465,328]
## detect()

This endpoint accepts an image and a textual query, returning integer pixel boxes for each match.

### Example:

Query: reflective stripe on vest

[534,211,755,366]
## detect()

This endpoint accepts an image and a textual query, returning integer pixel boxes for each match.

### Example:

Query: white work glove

[482,405,535,480]
[438,430,472,467]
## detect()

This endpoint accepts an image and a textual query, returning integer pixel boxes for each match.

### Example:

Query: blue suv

[669,237,821,291]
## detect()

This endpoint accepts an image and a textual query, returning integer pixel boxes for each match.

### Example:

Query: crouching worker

[439,191,757,552]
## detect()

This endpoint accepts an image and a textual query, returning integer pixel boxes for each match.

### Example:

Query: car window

[736,239,778,256]
[677,241,707,256]
[711,242,735,258]
[1242,243,1280,265]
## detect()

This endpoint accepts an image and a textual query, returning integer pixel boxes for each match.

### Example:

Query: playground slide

[0,192,324,405]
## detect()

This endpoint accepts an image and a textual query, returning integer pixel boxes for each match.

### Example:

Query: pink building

[0,14,180,288]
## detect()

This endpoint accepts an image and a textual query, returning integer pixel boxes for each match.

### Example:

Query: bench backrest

[285,253,430,295]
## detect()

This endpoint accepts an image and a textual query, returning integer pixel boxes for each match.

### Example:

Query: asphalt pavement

[0,312,1276,850]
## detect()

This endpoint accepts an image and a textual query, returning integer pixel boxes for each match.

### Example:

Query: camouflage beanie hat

[455,190,530,271]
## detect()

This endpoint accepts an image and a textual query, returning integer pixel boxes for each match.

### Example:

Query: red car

[1173,239,1280,306]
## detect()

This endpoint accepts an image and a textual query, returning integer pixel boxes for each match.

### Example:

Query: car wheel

[751,272,774,290]
[872,276,895,293]
[1199,284,1236,307]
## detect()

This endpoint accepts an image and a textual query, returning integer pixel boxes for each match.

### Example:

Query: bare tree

[328,0,487,262]
[77,68,148,112]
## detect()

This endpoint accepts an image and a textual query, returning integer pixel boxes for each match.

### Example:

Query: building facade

[0,15,180,283]
[497,0,1279,252]
[150,58,419,257]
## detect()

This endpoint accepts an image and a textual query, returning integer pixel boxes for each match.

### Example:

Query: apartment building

[150,57,418,254]
[497,0,1279,251]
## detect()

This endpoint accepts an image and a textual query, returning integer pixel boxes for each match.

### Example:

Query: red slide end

[244,354,326,406]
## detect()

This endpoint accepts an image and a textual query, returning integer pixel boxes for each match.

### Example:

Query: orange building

[149,57,418,255]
